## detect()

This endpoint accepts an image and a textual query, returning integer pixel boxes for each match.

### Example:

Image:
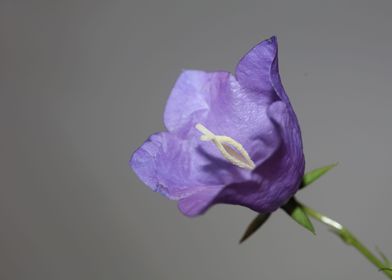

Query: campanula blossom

[130,36,305,217]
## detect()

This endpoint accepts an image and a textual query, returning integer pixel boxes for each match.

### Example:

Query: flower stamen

[195,123,256,170]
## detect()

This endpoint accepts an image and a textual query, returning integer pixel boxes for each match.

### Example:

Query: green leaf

[239,213,271,243]
[282,198,315,235]
[300,162,338,189]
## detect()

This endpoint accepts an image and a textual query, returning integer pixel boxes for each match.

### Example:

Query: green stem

[300,203,392,279]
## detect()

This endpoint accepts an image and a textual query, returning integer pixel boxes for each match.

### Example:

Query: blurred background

[1,0,392,279]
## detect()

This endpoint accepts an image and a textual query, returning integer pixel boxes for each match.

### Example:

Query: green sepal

[282,197,315,235]
[239,212,271,243]
[376,246,392,267]
[300,162,338,189]
[239,163,337,243]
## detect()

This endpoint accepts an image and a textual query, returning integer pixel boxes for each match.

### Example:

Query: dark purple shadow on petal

[206,101,304,214]
[195,146,245,183]
[212,136,292,213]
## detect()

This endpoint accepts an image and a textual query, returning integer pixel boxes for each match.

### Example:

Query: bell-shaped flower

[130,36,305,217]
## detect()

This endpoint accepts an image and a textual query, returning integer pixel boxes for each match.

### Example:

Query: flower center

[195,123,256,170]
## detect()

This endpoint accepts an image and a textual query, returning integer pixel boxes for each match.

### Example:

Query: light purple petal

[130,131,237,200]
[177,187,222,217]
[164,70,231,134]
[131,132,201,199]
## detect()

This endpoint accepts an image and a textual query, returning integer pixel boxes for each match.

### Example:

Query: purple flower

[130,37,305,217]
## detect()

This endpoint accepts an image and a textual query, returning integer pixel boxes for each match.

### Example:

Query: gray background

[1,0,392,279]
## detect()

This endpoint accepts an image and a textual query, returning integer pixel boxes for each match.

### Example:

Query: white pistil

[195,123,256,170]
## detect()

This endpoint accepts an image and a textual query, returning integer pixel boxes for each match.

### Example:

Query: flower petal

[210,101,305,213]
[177,187,222,217]
[164,70,231,133]
[130,131,231,200]
[235,36,278,93]
[130,37,305,216]
[165,66,281,167]
[198,75,280,170]
[130,132,199,199]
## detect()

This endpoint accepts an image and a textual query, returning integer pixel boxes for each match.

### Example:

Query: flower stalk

[300,202,392,279]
